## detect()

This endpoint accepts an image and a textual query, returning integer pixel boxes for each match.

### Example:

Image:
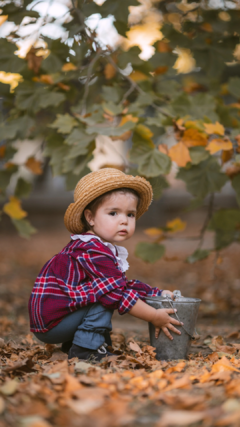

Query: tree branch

[197,193,214,250]
[80,49,103,116]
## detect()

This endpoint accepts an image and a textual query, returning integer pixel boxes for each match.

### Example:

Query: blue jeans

[34,303,113,350]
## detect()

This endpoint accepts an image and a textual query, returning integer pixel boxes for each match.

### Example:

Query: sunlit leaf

[182,128,208,148]
[173,48,196,74]
[135,124,153,140]
[62,62,77,72]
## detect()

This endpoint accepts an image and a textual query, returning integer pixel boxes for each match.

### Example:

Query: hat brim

[64,175,153,234]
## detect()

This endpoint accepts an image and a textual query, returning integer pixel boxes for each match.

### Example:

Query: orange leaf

[119,114,138,127]
[62,63,77,72]
[154,66,168,75]
[207,139,233,155]
[58,82,71,91]
[200,22,213,32]
[0,15,8,26]
[0,145,6,158]
[211,356,240,373]
[3,196,27,220]
[144,227,163,237]
[169,141,191,167]
[25,157,43,175]
[204,121,225,136]
[182,128,208,147]
[221,149,233,164]
[104,63,116,80]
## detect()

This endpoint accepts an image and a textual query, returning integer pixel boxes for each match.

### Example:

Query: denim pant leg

[73,303,113,350]
[34,303,113,350]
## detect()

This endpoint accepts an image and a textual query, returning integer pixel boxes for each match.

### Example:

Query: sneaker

[61,340,73,354]
[68,343,114,361]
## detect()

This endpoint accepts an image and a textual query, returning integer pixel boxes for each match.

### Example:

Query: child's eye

[128,213,136,218]
[109,211,117,216]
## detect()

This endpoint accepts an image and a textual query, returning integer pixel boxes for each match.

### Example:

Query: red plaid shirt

[28,234,162,333]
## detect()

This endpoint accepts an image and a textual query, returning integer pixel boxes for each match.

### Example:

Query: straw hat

[64,168,153,234]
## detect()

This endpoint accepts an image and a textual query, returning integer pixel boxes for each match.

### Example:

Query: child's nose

[120,215,128,224]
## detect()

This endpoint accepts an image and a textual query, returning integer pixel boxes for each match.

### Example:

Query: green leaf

[186,249,210,264]
[101,86,121,103]
[16,83,65,113]
[41,54,63,74]
[65,128,94,147]
[171,93,218,122]
[0,168,18,193]
[130,136,171,177]
[1,116,35,140]
[50,114,78,134]
[208,209,240,249]
[228,77,240,99]
[14,178,32,198]
[135,242,165,263]
[12,218,37,239]
[86,120,135,136]
[189,147,210,165]
[65,166,91,191]
[232,175,240,207]
[177,157,228,199]
[102,102,123,116]
[148,175,169,200]
[118,47,143,68]
[0,39,26,73]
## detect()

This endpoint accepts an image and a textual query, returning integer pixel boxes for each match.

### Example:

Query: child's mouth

[118,230,127,235]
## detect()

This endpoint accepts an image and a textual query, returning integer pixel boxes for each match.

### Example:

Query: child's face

[84,192,138,244]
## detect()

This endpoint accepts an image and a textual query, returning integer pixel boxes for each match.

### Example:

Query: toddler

[28,168,182,361]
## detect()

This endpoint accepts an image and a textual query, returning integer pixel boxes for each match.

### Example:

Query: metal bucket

[146,290,201,360]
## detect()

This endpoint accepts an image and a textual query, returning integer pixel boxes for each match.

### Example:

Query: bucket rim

[145,296,202,303]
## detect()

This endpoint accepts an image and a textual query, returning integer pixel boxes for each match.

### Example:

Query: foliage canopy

[0,0,240,262]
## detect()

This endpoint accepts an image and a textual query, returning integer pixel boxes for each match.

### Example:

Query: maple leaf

[25,157,43,175]
[182,129,208,147]
[207,139,233,155]
[204,122,225,136]
[169,141,191,167]
[3,196,27,219]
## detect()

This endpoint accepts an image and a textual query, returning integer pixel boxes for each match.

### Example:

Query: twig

[197,193,215,250]
[107,57,174,118]
[80,49,103,116]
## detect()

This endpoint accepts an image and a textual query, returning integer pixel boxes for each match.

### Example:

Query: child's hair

[81,187,140,232]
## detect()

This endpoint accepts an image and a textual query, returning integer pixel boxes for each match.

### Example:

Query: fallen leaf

[211,356,240,373]
[128,341,142,353]
[158,410,205,426]
[0,379,19,395]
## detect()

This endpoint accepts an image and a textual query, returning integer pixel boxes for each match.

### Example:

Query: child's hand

[152,308,183,341]
[161,290,174,299]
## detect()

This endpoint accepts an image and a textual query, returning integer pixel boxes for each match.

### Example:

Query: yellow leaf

[3,196,27,220]
[166,218,186,233]
[219,11,231,21]
[0,72,23,92]
[169,141,191,167]
[203,121,225,136]
[207,139,233,155]
[119,114,138,127]
[182,128,208,147]
[62,62,77,72]
[135,124,153,140]
[104,63,116,80]
[25,157,43,175]
[129,70,148,82]
[144,227,163,237]
[173,48,196,74]
[184,120,205,132]
[122,20,163,59]
[0,15,7,26]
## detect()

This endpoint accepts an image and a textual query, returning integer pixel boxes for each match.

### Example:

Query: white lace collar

[71,234,129,272]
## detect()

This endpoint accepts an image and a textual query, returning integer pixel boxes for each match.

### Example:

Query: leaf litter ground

[1,224,240,427]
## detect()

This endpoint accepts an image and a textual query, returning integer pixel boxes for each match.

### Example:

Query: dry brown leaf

[158,410,206,426]
[104,63,116,80]
[25,157,43,175]
[128,341,142,353]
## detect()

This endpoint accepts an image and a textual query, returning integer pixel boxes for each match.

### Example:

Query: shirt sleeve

[75,248,141,314]
[75,247,162,315]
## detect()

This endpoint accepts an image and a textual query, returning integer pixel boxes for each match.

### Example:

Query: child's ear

[84,209,94,226]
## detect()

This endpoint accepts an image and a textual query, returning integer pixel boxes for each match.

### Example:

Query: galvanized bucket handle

[164,293,200,341]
